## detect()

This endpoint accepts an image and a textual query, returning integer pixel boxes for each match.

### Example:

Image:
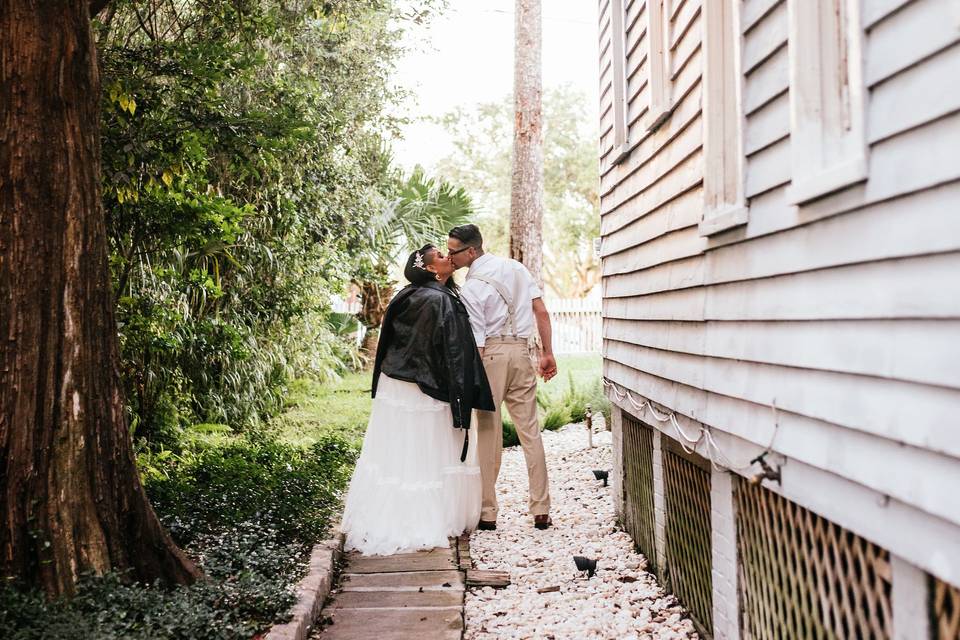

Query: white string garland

[602,378,779,473]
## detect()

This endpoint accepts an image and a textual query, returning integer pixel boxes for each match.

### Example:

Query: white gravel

[465,424,699,640]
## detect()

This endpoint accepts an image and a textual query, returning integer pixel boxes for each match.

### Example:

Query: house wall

[597,0,960,634]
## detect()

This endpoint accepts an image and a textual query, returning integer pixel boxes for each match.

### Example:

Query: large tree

[511,0,544,286]
[0,0,198,595]
[434,87,601,297]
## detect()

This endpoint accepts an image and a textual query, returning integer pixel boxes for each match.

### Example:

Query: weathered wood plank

[328,590,463,610]
[868,42,960,143]
[339,570,464,592]
[320,608,462,640]
[670,13,702,79]
[704,252,960,320]
[345,548,456,574]
[465,570,511,588]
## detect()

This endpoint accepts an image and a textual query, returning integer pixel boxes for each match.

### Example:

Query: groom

[447,224,557,530]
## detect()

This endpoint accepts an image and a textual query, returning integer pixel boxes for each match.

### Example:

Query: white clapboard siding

[603,355,960,528]
[741,0,787,73]
[602,225,707,276]
[745,136,790,197]
[601,75,702,192]
[742,44,788,115]
[603,255,705,298]
[865,0,960,87]
[741,0,780,33]
[701,252,960,320]
[704,185,960,284]
[603,317,960,390]
[869,43,960,143]
[602,186,702,255]
[865,111,960,203]
[744,91,789,155]
[599,0,960,574]
[602,114,702,211]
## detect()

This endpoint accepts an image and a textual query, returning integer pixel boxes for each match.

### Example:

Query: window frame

[699,0,748,236]
[785,0,869,205]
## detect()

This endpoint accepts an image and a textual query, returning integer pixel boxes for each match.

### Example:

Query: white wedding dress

[340,374,481,555]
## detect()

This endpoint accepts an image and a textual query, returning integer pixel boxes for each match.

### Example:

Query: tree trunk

[510,0,544,288]
[0,0,199,596]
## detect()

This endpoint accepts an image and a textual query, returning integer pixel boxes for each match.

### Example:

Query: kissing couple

[340,224,559,555]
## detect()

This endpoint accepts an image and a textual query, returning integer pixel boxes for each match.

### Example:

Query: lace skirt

[340,374,481,555]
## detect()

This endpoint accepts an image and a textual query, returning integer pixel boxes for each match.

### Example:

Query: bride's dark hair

[403,244,458,292]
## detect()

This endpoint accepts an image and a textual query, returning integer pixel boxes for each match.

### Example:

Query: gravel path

[465,424,699,640]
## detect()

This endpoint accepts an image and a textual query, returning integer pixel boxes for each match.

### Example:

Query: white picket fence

[331,296,601,354]
[545,297,602,354]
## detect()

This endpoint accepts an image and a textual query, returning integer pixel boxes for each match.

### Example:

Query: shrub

[0,526,301,640]
[542,405,571,431]
[502,418,520,448]
[146,434,357,548]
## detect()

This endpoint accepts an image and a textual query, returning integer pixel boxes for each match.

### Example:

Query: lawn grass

[276,354,603,447]
[277,370,373,448]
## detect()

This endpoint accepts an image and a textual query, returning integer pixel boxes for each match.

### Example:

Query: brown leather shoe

[477,519,497,531]
[534,515,552,530]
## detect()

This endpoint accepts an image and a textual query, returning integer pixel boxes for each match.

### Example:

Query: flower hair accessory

[413,251,425,270]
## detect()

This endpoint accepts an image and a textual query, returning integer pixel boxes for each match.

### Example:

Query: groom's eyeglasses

[449,246,473,255]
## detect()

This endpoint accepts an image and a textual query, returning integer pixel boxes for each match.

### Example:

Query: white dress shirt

[460,253,541,348]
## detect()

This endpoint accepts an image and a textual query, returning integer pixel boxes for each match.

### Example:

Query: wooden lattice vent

[621,412,658,575]
[662,439,713,637]
[932,576,960,640]
[736,481,893,639]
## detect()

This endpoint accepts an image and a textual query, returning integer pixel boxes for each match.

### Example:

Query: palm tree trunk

[511,0,545,288]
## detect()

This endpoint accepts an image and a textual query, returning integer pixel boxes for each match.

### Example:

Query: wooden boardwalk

[313,537,477,640]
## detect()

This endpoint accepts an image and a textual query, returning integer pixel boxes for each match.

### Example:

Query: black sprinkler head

[573,555,598,578]
[592,469,609,486]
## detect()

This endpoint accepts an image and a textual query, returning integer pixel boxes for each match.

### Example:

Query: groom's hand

[538,353,557,382]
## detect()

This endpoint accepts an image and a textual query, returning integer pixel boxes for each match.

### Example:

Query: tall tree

[0,0,198,595]
[511,0,544,287]
[435,88,600,297]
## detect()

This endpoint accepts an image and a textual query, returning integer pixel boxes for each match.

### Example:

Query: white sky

[391,0,601,171]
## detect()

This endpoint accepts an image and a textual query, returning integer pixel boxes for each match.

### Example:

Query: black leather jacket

[372,282,494,430]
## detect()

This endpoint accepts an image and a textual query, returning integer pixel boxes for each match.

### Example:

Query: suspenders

[466,272,519,338]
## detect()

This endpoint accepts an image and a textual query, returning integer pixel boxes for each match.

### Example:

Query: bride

[340,244,494,555]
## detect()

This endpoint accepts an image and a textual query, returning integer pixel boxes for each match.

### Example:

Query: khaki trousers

[476,337,551,520]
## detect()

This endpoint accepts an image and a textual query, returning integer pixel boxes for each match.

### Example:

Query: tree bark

[510,0,544,288]
[0,0,199,596]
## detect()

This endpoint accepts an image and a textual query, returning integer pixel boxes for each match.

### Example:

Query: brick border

[265,531,346,640]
